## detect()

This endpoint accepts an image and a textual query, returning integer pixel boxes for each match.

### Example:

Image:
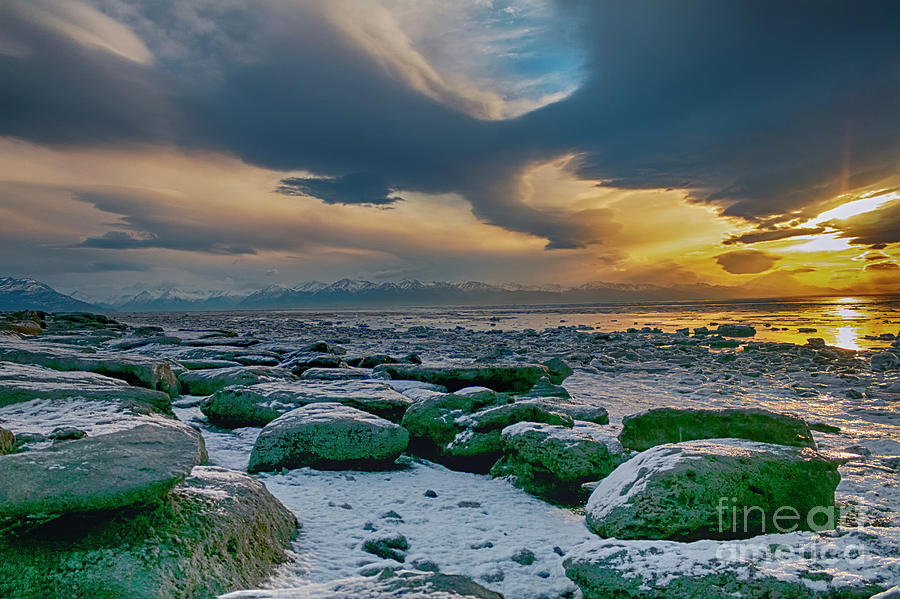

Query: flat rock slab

[202,379,413,426]
[585,439,840,541]
[0,361,172,413]
[0,422,206,529]
[565,527,900,599]
[374,363,549,393]
[0,342,179,396]
[219,570,503,598]
[619,407,816,451]
[0,466,297,599]
[248,402,409,472]
[178,366,296,396]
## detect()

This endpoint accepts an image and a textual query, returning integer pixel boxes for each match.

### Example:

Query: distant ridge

[90,277,839,312]
[0,277,101,312]
[8,276,843,313]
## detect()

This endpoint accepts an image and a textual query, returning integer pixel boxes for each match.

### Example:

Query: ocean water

[126,294,900,351]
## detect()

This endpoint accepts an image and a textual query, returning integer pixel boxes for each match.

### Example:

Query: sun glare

[807,191,897,226]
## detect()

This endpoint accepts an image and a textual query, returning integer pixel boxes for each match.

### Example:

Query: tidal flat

[0,301,898,598]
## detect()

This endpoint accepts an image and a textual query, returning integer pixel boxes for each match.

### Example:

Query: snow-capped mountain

[0,277,100,312]
[116,288,244,311]
[4,276,784,313]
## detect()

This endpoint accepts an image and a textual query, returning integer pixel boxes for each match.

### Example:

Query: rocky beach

[0,306,897,598]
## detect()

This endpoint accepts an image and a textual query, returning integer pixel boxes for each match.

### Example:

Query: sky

[1,0,899,301]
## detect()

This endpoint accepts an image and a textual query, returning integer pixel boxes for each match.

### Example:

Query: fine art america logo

[714,497,876,565]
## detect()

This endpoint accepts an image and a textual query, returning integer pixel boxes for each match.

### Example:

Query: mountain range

[0,277,100,312]
[0,276,843,313]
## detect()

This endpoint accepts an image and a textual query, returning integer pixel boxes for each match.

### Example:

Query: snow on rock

[201,379,412,427]
[585,439,841,541]
[220,570,503,598]
[565,526,900,599]
[248,403,409,473]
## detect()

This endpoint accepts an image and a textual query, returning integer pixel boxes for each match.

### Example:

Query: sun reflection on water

[833,326,861,350]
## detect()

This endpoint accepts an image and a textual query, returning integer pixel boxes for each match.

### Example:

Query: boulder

[0,342,179,396]
[442,400,576,471]
[619,407,816,451]
[362,531,409,562]
[872,351,900,371]
[350,354,398,368]
[374,363,550,393]
[565,527,900,599]
[541,357,574,384]
[177,359,243,370]
[0,428,13,455]
[218,570,503,599]
[0,421,206,531]
[0,466,298,599]
[716,324,757,337]
[517,397,608,424]
[248,403,409,472]
[515,375,570,399]
[491,422,627,504]
[178,366,296,396]
[585,439,840,541]
[300,367,373,380]
[281,352,346,375]
[202,380,412,426]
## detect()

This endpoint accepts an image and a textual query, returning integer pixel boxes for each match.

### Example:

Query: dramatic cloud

[1,0,899,296]
[830,199,900,246]
[715,250,780,275]
[3,0,897,251]
[723,228,825,245]
[277,173,403,206]
[866,261,900,272]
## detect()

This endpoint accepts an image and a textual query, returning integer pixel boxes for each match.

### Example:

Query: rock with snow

[441,400,576,472]
[0,361,173,414]
[515,375,570,399]
[248,403,409,472]
[564,527,900,599]
[871,587,900,599]
[491,422,627,504]
[202,379,412,427]
[540,357,574,384]
[177,358,243,370]
[0,421,206,530]
[0,466,297,599]
[375,363,551,393]
[0,341,179,396]
[402,387,579,472]
[219,570,503,599]
[619,407,816,451]
[0,428,13,455]
[585,439,840,541]
[515,397,609,424]
[362,531,409,562]
[716,324,757,337]
[300,367,373,380]
[281,352,346,375]
[178,365,296,396]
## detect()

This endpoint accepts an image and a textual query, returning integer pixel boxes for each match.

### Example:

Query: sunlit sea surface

[191,295,900,351]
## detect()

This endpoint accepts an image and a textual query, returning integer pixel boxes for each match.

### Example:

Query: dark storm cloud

[715,250,779,274]
[723,227,825,245]
[829,199,900,246]
[3,0,900,252]
[865,261,900,272]
[0,2,171,145]
[73,191,260,255]
[277,173,403,206]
